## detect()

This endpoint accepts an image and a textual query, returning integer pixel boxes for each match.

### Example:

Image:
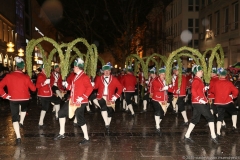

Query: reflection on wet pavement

[0,98,239,160]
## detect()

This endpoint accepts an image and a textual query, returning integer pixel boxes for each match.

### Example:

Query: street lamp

[18,48,24,57]
[7,42,14,52]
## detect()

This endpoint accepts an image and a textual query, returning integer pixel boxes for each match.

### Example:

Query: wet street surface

[0,98,240,160]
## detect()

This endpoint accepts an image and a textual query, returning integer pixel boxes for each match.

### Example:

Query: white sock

[93,99,100,108]
[86,104,90,111]
[19,112,26,125]
[89,100,92,105]
[216,121,222,135]
[13,122,21,138]
[73,116,77,123]
[208,122,216,138]
[143,100,147,110]
[181,111,188,123]
[108,117,112,125]
[56,90,62,99]
[38,110,46,125]
[101,111,108,125]
[185,123,195,138]
[210,109,213,115]
[123,100,126,109]
[59,117,66,135]
[134,95,138,104]
[232,115,237,128]
[155,116,160,129]
[19,105,21,116]
[222,120,226,126]
[81,124,89,140]
[55,105,60,118]
[52,105,56,112]
[175,104,178,113]
[128,104,134,115]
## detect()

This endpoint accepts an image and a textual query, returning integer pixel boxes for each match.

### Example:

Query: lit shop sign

[35,27,44,36]
[37,60,43,64]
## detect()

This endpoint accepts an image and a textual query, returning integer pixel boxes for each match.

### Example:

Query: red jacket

[191,76,208,104]
[36,72,52,97]
[208,76,219,99]
[0,71,36,101]
[50,71,63,90]
[149,77,157,94]
[211,78,239,105]
[173,75,187,97]
[151,77,168,102]
[121,73,137,92]
[66,72,75,84]
[94,75,123,101]
[66,71,93,104]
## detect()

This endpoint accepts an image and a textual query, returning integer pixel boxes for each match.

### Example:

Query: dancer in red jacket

[94,62,123,132]
[54,58,93,145]
[0,57,36,144]
[211,68,239,137]
[184,65,218,144]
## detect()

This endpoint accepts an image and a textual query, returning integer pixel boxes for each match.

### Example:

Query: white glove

[91,82,95,87]
[76,96,84,104]
[161,86,168,91]
[145,81,149,85]
[229,95,233,99]
[145,87,147,91]
[199,99,206,104]
[111,96,117,101]
[6,95,11,99]
[168,84,172,88]
[44,79,50,85]
[204,86,209,90]
[123,88,126,92]
[62,81,68,88]
[176,89,180,94]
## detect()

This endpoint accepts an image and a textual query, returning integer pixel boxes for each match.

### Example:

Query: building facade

[198,0,240,68]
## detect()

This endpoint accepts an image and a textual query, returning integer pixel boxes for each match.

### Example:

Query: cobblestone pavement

[0,98,239,160]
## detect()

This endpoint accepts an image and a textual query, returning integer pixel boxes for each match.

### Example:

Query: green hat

[14,57,25,69]
[158,67,166,74]
[127,65,133,72]
[172,66,179,70]
[74,58,84,68]
[192,65,202,74]
[149,67,156,74]
[182,68,186,74]
[212,67,217,74]
[54,65,59,69]
[39,64,45,69]
[217,67,227,76]
[102,62,112,71]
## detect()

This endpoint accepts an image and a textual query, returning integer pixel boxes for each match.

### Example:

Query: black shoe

[79,138,90,145]
[131,114,135,117]
[232,127,238,133]
[182,122,189,126]
[211,137,219,144]
[216,134,222,139]
[105,125,110,133]
[87,110,94,114]
[16,138,21,144]
[38,124,46,128]
[204,123,209,127]
[73,123,78,127]
[184,136,194,143]
[140,110,147,113]
[221,125,226,129]
[55,117,59,121]
[54,134,65,140]
[19,123,24,128]
[156,128,161,134]
[52,111,56,114]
